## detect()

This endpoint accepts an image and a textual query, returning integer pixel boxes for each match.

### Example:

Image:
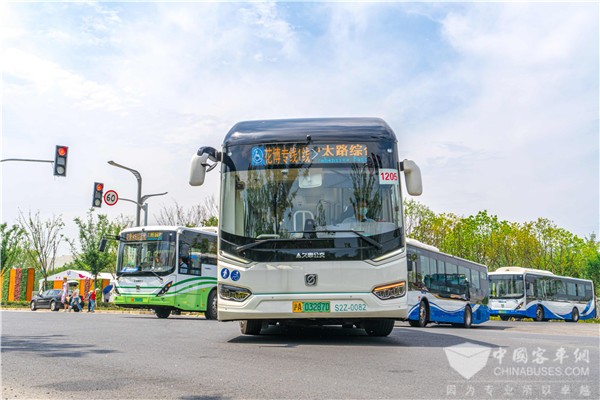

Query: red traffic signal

[53,145,69,177]
[92,182,104,208]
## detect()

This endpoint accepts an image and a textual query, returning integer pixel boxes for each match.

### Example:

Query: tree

[402,200,600,289]
[18,211,64,291]
[0,223,26,274]
[67,209,121,287]
[155,196,218,227]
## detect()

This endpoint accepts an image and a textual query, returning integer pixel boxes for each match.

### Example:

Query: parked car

[30,286,85,312]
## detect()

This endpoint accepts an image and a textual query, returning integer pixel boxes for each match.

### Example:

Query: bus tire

[500,315,510,321]
[462,305,472,328]
[363,319,395,337]
[205,290,217,320]
[409,300,429,328]
[240,320,262,335]
[534,305,544,322]
[571,308,579,323]
[155,308,171,319]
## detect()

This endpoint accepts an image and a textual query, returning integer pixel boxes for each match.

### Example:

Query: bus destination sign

[251,143,369,166]
[124,232,164,242]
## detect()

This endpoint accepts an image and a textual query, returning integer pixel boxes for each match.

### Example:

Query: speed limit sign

[103,190,119,206]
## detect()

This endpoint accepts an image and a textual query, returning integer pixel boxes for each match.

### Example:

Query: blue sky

[1,1,598,255]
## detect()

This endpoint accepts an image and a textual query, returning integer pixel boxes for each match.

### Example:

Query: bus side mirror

[98,239,108,252]
[190,147,220,186]
[407,253,416,271]
[401,159,423,196]
[180,244,190,258]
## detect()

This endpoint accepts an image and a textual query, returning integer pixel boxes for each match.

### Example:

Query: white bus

[189,118,422,336]
[406,239,490,328]
[489,267,596,322]
[106,226,218,319]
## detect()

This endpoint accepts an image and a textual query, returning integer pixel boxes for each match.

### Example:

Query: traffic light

[92,182,104,207]
[53,145,68,177]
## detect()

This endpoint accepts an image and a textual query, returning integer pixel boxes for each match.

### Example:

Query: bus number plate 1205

[292,301,330,313]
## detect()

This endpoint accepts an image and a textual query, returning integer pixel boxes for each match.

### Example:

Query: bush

[2,301,31,308]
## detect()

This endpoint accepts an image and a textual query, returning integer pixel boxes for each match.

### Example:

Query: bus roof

[120,226,217,236]
[489,267,555,276]
[223,118,397,146]
[406,238,488,269]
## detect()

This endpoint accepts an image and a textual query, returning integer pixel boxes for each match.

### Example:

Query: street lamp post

[108,161,167,226]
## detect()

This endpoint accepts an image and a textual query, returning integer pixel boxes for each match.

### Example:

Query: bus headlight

[157,281,173,297]
[372,281,406,300]
[219,284,252,302]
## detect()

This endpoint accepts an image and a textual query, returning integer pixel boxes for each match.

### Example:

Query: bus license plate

[499,310,506,314]
[292,301,330,313]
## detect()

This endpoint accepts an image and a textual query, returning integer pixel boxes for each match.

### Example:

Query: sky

[1,1,598,256]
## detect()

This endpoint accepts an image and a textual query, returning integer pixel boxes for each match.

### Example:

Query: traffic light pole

[0,158,53,163]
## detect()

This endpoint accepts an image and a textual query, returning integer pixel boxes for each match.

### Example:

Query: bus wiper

[235,238,283,253]
[235,229,383,252]
[289,229,383,250]
[320,229,383,250]
[119,267,163,282]
[145,269,164,282]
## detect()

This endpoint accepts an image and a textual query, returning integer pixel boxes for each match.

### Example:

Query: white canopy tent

[38,269,115,292]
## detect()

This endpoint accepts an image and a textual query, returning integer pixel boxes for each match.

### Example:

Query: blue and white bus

[489,267,596,322]
[189,118,423,336]
[406,239,490,328]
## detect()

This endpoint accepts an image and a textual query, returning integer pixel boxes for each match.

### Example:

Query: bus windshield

[489,275,524,299]
[116,231,177,276]
[220,160,404,261]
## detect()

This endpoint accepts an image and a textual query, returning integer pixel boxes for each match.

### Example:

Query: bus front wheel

[155,308,171,319]
[205,290,217,320]
[534,305,544,322]
[570,308,579,323]
[240,320,262,335]
[363,319,395,337]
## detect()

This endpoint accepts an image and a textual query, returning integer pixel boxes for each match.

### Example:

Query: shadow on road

[1,334,120,358]
[228,324,500,349]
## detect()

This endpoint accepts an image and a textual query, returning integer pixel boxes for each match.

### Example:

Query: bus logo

[305,274,318,287]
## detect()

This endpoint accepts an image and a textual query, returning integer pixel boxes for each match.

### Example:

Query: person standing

[70,287,81,312]
[102,284,113,303]
[61,277,69,311]
[87,290,96,313]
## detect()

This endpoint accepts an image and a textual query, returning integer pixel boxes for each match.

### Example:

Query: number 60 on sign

[103,190,119,206]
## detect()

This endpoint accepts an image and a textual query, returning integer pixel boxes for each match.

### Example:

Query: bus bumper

[218,293,408,321]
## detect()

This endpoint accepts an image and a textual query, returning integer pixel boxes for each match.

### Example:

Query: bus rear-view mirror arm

[190,146,221,186]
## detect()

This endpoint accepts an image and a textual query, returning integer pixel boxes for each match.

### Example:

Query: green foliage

[202,216,218,227]
[1,270,9,303]
[0,223,26,274]
[584,253,600,289]
[68,209,121,286]
[404,200,600,291]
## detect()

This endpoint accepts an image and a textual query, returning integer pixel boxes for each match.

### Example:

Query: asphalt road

[1,310,598,400]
